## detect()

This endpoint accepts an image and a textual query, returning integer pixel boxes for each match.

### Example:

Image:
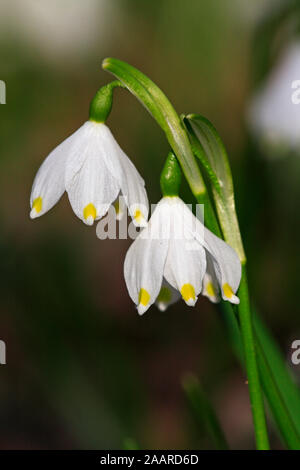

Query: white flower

[248,41,300,154]
[124,197,241,315]
[30,121,149,226]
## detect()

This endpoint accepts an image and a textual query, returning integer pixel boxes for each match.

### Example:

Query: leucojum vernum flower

[29,59,270,449]
[30,83,149,227]
[124,195,241,315]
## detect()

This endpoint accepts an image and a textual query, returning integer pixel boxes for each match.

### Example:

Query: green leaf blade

[182,374,229,450]
[254,314,300,449]
[221,302,300,449]
[185,114,245,262]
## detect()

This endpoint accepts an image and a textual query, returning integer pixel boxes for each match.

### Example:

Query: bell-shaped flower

[124,196,241,315]
[30,121,149,226]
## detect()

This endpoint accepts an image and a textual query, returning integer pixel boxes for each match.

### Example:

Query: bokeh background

[0,0,299,450]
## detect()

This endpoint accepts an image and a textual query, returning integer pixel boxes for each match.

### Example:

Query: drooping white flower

[30,121,149,226]
[124,196,241,315]
[248,41,300,155]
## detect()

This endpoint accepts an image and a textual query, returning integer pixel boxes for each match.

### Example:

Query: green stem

[102,58,206,197]
[89,80,125,123]
[197,192,269,449]
[160,152,182,197]
[192,180,269,450]
[199,196,270,450]
[238,266,270,450]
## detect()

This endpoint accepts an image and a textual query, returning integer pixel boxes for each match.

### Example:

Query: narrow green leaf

[185,114,245,263]
[221,302,300,449]
[182,374,229,450]
[183,116,221,197]
[254,314,300,449]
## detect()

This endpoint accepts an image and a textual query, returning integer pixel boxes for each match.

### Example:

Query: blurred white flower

[0,0,114,61]
[124,196,241,315]
[30,121,149,226]
[248,41,300,155]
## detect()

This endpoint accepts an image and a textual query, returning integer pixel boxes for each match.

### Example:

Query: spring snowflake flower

[248,41,300,154]
[124,196,241,315]
[30,121,149,226]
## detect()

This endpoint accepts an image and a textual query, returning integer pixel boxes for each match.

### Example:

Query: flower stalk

[160,152,182,197]
[102,58,206,198]
[89,80,125,123]
[238,267,270,449]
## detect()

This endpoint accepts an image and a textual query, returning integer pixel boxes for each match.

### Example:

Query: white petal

[29,126,83,218]
[65,122,120,225]
[161,199,206,307]
[155,278,180,312]
[200,226,241,304]
[176,195,241,304]
[124,202,170,315]
[167,196,241,305]
[90,123,124,180]
[164,236,206,307]
[118,152,149,227]
[97,125,149,227]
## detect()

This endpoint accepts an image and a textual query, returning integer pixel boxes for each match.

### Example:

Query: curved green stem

[89,80,125,123]
[203,199,270,449]
[160,152,182,197]
[102,58,206,197]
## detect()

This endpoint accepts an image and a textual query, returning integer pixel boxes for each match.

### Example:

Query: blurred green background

[0,0,299,449]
